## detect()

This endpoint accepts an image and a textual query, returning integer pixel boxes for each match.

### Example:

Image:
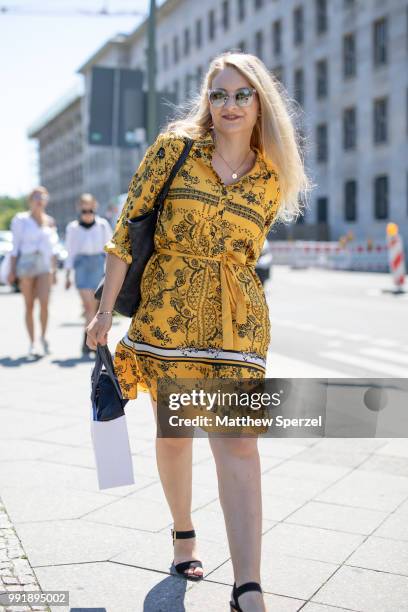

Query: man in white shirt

[64,194,113,356]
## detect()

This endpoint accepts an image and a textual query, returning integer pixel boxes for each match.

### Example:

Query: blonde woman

[8,186,59,358]
[86,52,311,612]
[64,194,113,356]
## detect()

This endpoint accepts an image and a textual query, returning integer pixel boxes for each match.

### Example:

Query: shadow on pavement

[51,355,96,367]
[0,355,44,367]
[143,575,188,611]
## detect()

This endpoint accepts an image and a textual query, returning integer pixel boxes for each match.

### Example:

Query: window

[255,30,263,59]
[273,65,284,84]
[237,39,246,52]
[373,17,388,66]
[255,0,263,9]
[183,28,190,56]
[196,65,203,90]
[208,9,216,41]
[185,73,192,99]
[343,107,356,150]
[316,59,328,98]
[344,180,357,221]
[316,0,328,34]
[294,68,304,106]
[222,1,229,30]
[293,6,304,45]
[273,19,282,56]
[374,97,388,144]
[343,33,356,78]
[317,197,328,223]
[195,18,202,48]
[162,44,169,70]
[237,0,245,22]
[374,175,388,219]
[173,79,179,104]
[173,35,179,63]
[316,123,328,162]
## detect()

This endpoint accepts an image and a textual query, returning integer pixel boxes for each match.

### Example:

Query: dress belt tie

[155,248,254,350]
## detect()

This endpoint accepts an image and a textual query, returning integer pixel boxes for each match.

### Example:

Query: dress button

[221,186,228,196]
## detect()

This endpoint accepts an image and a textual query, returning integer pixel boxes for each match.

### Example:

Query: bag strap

[153,137,194,216]
[91,343,124,400]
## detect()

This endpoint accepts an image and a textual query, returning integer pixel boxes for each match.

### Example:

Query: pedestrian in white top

[7,186,60,358]
[64,193,113,356]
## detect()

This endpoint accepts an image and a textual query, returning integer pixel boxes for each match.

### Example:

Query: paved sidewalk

[0,275,408,612]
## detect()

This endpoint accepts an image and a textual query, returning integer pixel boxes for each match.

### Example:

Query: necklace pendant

[232,172,238,179]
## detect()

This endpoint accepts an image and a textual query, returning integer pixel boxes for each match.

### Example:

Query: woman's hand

[51,270,58,285]
[86,312,112,349]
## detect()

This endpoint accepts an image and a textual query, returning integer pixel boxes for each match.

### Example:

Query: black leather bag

[91,343,129,422]
[94,137,194,317]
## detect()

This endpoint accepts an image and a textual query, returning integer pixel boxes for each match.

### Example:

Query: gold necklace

[213,132,253,180]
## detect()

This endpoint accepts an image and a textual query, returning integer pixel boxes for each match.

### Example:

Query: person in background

[7,186,59,358]
[64,194,113,356]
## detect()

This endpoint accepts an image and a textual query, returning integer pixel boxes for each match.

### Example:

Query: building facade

[28,85,85,233]
[29,0,408,246]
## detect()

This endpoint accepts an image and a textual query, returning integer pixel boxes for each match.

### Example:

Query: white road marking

[319,351,408,377]
[371,339,401,348]
[266,351,346,378]
[359,347,408,366]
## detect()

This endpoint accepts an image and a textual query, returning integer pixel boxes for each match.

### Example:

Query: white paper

[90,410,135,490]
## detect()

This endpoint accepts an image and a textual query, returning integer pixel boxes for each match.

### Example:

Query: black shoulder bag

[94,137,194,318]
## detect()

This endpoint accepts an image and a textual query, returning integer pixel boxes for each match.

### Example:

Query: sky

[0,1,157,197]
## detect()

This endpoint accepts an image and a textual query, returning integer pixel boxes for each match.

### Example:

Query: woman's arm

[85,253,129,348]
[7,215,22,284]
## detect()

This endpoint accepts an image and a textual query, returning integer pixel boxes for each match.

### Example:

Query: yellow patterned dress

[103,128,281,432]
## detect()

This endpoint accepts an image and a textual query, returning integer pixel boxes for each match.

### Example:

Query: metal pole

[147,0,157,145]
[112,67,121,199]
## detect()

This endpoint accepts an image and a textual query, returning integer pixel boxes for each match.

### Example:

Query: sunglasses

[32,193,49,202]
[80,209,95,214]
[207,87,257,107]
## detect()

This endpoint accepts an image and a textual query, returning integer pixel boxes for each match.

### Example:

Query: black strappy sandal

[230,581,263,611]
[170,528,204,581]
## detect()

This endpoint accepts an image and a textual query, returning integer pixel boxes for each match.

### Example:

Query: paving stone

[0,485,115,523]
[208,553,339,601]
[261,472,329,503]
[261,522,364,564]
[314,469,408,512]
[357,453,408,477]
[346,535,408,576]
[375,439,408,459]
[263,458,350,483]
[311,564,408,611]
[285,500,388,534]
[301,604,359,611]
[82,494,174,531]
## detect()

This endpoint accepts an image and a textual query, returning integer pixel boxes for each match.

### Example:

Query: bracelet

[97,311,112,316]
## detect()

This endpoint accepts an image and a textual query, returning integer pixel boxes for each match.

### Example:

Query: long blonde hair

[162,51,314,224]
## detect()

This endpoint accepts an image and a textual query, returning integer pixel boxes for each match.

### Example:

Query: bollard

[386,223,406,293]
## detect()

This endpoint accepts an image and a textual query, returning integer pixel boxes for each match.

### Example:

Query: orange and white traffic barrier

[268,241,389,271]
[386,223,406,292]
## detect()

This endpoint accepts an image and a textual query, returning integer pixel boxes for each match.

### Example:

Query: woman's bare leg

[209,435,265,611]
[35,272,52,339]
[19,276,36,343]
[150,397,203,578]
[79,289,99,326]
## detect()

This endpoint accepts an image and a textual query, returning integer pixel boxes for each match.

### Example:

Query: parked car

[0,231,19,290]
[54,239,68,269]
[255,239,274,286]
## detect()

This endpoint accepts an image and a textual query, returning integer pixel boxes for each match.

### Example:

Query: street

[0,266,407,612]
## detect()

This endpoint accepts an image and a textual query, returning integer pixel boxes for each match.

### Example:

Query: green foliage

[0,196,27,230]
